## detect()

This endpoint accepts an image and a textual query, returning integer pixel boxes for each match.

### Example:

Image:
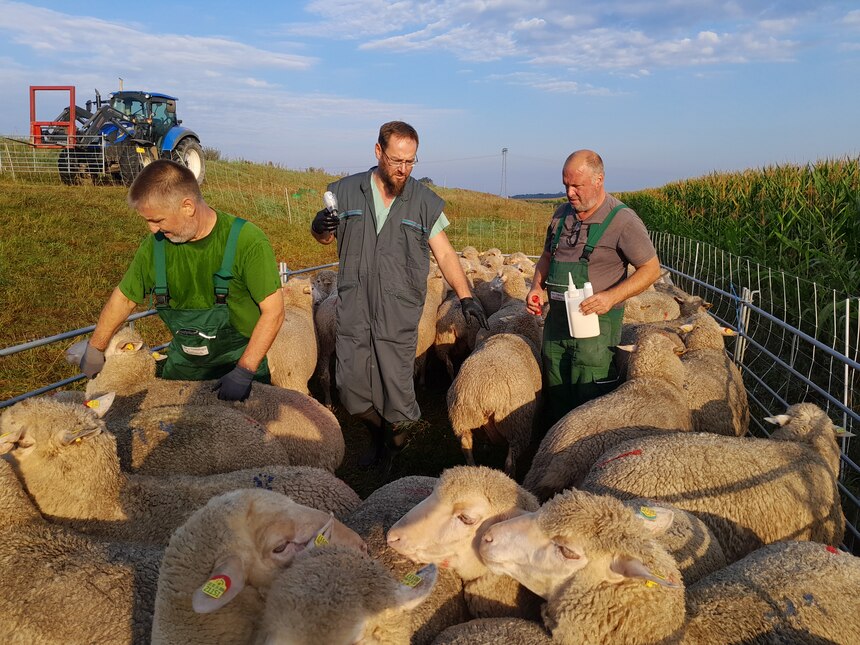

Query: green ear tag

[401,572,423,588]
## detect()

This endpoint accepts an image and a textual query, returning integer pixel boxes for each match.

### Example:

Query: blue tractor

[36,87,205,185]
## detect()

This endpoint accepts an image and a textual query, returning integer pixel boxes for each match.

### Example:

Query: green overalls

[153,217,270,382]
[542,204,626,425]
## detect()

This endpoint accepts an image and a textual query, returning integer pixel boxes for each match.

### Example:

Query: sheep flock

[1,247,858,645]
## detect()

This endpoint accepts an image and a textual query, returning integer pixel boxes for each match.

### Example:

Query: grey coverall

[329,168,444,423]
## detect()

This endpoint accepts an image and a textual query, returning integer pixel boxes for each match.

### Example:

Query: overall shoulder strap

[153,233,169,307]
[213,217,247,305]
[580,204,626,263]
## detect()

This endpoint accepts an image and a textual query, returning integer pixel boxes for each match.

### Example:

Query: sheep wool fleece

[330,168,443,423]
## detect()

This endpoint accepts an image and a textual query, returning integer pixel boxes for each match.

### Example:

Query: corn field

[619,156,860,299]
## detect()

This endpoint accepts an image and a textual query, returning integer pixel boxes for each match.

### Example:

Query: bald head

[562,150,606,216]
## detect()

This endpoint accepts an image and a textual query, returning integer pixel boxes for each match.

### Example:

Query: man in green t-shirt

[79,160,284,401]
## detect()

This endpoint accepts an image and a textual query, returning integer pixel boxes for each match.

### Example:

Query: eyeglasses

[382,149,418,169]
[566,217,583,247]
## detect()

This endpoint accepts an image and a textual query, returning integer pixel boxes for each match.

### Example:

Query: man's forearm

[238,292,285,372]
[90,287,139,351]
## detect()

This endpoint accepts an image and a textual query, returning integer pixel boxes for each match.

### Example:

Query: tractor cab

[107,91,178,145]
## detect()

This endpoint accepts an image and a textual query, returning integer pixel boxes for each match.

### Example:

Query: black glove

[79,342,106,379]
[311,208,340,235]
[212,365,255,402]
[460,297,489,329]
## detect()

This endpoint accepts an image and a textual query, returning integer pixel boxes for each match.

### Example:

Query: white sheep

[258,546,438,645]
[480,488,860,644]
[415,265,450,386]
[311,268,338,304]
[0,456,163,644]
[433,291,481,380]
[387,466,543,621]
[447,332,542,476]
[622,290,682,323]
[523,331,692,500]
[473,266,542,351]
[152,488,366,644]
[480,488,686,644]
[118,404,292,475]
[267,276,317,393]
[313,289,337,405]
[683,540,860,644]
[581,402,846,562]
[479,247,504,272]
[679,312,749,436]
[1,396,361,545]
[471,265,503,316]
[85,326,344,471]
[344,476,470,645]
[622,499,727,585]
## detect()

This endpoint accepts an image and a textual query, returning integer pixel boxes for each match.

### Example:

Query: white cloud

[485,71,616,95]
[842,10,860,27]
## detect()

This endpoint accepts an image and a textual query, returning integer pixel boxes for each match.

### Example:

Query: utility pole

[500,147,508,198]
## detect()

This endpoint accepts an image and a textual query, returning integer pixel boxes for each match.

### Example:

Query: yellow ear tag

[151,351,167,361]
[74,437,82,443]
[314,533,330,547]
[644,570,670,589]
[201,574,231,599]
[84,399,100,410]
[638,506,657,520]
[123,343,136,351]
[401,572,423,588]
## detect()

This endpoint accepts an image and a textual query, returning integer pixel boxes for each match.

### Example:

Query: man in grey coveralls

[311,121,487,476]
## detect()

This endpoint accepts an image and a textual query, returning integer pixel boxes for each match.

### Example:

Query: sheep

[479,247,504,272]
[523,331,692,500]
[415,265,450,386]
[258,546,438,645]
[474,266,542,350]
[0,454,162,645]
[683,540,860,644]
[1,396,361,545]
[479,488,687,644]
[447,333,542,476]
[433,291,481,379]
[481,488,860,644]
[267,276,317,393]
[84,326,344,471]
[471,265,503,316]
[622,499,727,585]
[622,289,682,323]
[117,404,292,475]
[460,245,479,262]
[344,476,470,645]
[313,289,337,405]
[152,488,366,645]
[387,466,543,621]
[503,251,532,266]
[311,268,338,303]
[581,402,846,562]
[679,312,749,436]
[432,618,552,644]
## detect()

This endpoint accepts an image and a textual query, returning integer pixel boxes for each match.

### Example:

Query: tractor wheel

[58,149,83,185]
[172,138,205,185]
[117,141,143,186]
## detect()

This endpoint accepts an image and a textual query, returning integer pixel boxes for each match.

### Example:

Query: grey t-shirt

[542,193,656,294]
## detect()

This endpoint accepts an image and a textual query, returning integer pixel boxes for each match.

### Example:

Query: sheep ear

[631,505,675,535]
[305,513,335,550]
[608,556,680,589]
[764,414,791,426]
[0,422,26,454]
[395,564,438,611]
[679,324,694,333]
[616,344,635,353]
[303,285,312,295]
[702,300,713,310]
[83,392,115,418]
[673,296,684,304]
[192,555,246,614]
[721,327,737,336]
[834,427,856,438]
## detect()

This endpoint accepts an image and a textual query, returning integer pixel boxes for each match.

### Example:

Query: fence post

[736,287,757,366]
[285,188,292,224]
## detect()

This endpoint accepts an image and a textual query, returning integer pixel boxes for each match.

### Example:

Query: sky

[1,0,858,195]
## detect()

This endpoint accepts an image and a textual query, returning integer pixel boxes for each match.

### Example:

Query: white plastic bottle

[564,273,600,338]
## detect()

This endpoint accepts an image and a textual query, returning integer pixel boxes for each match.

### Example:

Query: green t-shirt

[370,172,449,237]
[119,210,281,337]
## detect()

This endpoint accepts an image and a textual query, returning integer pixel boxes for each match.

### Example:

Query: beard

[378,163,408,197]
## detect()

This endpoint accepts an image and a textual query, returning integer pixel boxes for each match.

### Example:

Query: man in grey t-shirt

[525,150,660,425]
